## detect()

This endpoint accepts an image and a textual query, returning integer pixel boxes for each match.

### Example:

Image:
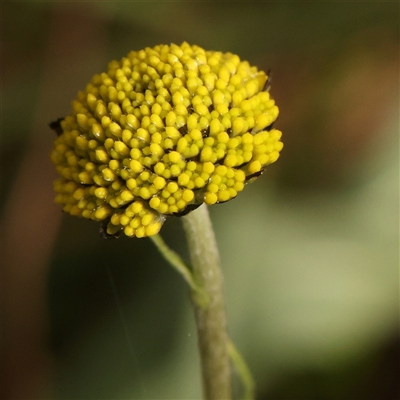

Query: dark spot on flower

[264,122,275,131]
[49,118,64,136]
[178,125,187,135]
[245,169,265,182]
[202,126,210,138]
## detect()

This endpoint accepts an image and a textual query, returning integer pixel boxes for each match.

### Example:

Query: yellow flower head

[50,42,283,238]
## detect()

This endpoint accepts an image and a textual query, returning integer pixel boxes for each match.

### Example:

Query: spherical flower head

[50,42,283,238]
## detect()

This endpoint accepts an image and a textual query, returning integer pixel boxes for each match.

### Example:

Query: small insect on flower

[50,42,283,238]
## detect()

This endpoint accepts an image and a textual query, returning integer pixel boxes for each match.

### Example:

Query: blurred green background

[2,2,398,399]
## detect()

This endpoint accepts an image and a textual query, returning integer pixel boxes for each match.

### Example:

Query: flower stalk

[182,204,231,400]
[150,208,255,399]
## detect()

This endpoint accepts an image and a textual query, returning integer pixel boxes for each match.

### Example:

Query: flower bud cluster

[51,42,283,238]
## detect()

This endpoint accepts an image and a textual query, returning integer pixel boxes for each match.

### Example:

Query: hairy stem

[182,204,232,400]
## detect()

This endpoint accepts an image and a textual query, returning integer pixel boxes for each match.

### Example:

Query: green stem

[150,205,255,400]
[181,204,232,400]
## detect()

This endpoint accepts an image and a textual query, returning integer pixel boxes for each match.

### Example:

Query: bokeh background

[2,2,398,399]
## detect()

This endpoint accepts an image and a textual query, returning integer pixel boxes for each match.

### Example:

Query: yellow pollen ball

[203,162,215,174]
[218,190,230,202]
[158,203,169,214]
[177,137,188,153]
[145,222,161,236]
[224,154,237,167]
[130,160,144,173]
[50,42,282,238]
[215,165,227,176]
[167,182,178,193]
[120,215,131,226]
[124,226,135,237]
[207,183,219,193]
[130,217,140,229]
[153,176,166,189]
[139,187,152,199]
[182,189,194,202]
[168,151,181,164]
[94,187,108,199]
[127,178,137,190]
[154,162,165,175]
[200,147,213,162]
[194,177,205,188]
[187,161,197,171]
[95,149,109,163]
[121,190,134,202]
[248,160,262,174]
[204,193,218,205]
[95,206,111,220]
[135,226,146,238]
[178,173,190,186]
[149,196,161,209]
[141,214,153,226]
